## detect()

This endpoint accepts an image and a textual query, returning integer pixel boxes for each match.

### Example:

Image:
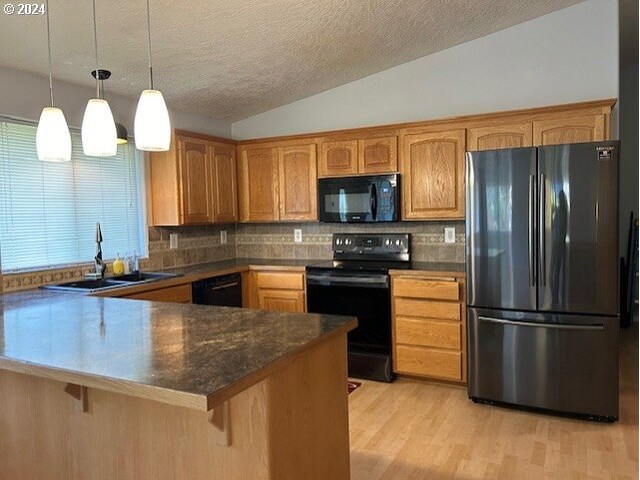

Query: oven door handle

[306,273,389,287]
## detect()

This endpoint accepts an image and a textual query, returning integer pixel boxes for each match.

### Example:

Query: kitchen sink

[41,271,181,293]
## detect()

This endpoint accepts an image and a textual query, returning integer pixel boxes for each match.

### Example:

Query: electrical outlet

[169,233,179,250]
[444,227,456,244]
[294,229,303,244]
[220,230,228,245]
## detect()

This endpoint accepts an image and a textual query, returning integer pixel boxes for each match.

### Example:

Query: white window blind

[0,119,145,272]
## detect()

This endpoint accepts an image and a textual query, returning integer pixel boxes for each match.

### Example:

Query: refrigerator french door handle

[478,316,604,331]
[539,174,546,287]
[528,175,535,286]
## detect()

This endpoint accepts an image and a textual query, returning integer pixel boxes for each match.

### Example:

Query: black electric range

[306,233,410,382]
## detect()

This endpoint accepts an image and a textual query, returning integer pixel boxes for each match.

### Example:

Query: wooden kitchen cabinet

[149,131,238,226]
[358,136,398,174]
[258,289,305,312]
[391,274,466,383]
[278,144,317,221]
[179,140,212,224]
[533,114,606,145]
[467,122,533,151]
[238,146,280,221]
[255,270,306,312]
[319,136,398,177]
[124,283,193,303]
[400,129,465,220]
[238,143,317,222]
[209,144,238,223]
[319,140,358,177]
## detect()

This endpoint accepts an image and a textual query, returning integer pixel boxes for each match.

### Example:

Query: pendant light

[134,0,171,152]
[81,0,117,157]
[92,68,129,145]
[36,0,71,162]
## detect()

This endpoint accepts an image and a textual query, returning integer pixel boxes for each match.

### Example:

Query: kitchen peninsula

[0,291,356,480]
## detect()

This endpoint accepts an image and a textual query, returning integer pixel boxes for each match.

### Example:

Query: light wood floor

[348,324,638,480]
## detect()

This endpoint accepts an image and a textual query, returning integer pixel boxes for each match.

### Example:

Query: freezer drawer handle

[478,316,604,331]
[528,174,535,286]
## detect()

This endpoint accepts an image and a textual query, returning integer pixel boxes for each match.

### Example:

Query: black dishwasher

[192,273,242,307]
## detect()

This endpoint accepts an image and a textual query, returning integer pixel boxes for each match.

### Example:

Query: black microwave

[318,174,399,223]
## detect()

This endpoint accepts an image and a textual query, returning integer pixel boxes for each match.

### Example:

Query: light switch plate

[220,230,228,245]
[294,229,303,243]
[169,233,179,250]
[444,227,456,244]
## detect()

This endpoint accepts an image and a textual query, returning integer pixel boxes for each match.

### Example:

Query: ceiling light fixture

[91,68,129,145]
[81,0,117,157]
[134,0,171,152]
[36,0,72,162]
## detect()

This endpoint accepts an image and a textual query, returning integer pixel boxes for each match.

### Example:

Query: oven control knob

[336,239,343,246]
[345,238,352,246]
[395,239,402,246]
[385,238,391,246]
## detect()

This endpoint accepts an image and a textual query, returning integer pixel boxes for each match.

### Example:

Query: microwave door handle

[370,183,377,220]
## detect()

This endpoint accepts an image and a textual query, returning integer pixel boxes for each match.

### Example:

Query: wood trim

[236,99,616,146]
[174,129,237,146]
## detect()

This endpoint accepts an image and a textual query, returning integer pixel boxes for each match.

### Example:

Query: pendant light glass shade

[81,99,117,157]
[36,107,72,162]
[134,89,171,151]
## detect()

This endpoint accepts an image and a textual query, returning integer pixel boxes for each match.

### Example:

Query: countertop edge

[0,317,358,412]
[204,317,358,410]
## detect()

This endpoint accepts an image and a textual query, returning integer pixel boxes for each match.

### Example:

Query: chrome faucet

[86,222,107,280]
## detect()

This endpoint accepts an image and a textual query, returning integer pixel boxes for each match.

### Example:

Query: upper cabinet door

[533,114,606,146]
[178,140,212,224]
[401,129,466,220]
[358,136,398,174]
[209,145,238,223]
[278,144,318,221]
[238,146,279,222]
[318,140,358,177]
[467,123,533,151]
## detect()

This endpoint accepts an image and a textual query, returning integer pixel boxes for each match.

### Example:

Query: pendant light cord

[146,0,154,90]
[91,0,100,99]
[45,0,54,106]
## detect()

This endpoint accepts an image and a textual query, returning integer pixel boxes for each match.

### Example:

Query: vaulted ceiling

[0,0,584,121]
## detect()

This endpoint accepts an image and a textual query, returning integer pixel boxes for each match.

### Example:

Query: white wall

[232,0,619,140]
[0,66,232,138]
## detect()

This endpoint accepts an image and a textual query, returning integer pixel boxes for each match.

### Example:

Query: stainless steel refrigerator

[466,141,619,421]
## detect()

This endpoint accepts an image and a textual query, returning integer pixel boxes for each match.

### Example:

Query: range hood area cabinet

[237,142,317,222]
[149,131,238,226]
[318,135,398,178]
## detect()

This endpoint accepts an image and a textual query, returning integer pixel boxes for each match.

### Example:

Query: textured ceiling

[0,0,584,122]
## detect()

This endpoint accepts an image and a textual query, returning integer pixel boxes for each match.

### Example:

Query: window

[0,118,146,272]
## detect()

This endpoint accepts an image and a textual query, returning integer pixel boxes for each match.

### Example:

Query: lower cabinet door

[395,345,462,381]
[258,289,305,312]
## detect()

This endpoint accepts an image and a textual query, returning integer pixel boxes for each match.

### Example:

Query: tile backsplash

[2,221,465,292]
[236,221,465,263]
[2,224,236,293]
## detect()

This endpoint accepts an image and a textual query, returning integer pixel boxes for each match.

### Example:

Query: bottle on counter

[132,250,139,273]
[113,253,125,276]
[123,252,131,274]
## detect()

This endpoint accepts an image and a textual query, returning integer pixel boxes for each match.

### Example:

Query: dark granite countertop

[0,289,356,410]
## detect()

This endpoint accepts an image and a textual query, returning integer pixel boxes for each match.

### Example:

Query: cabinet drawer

[256,272,304,290]
[395,317,461,350]
[394,277,459,301]
[396,345,462,381]
[394,298,460,320]
[125,284,192,303]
